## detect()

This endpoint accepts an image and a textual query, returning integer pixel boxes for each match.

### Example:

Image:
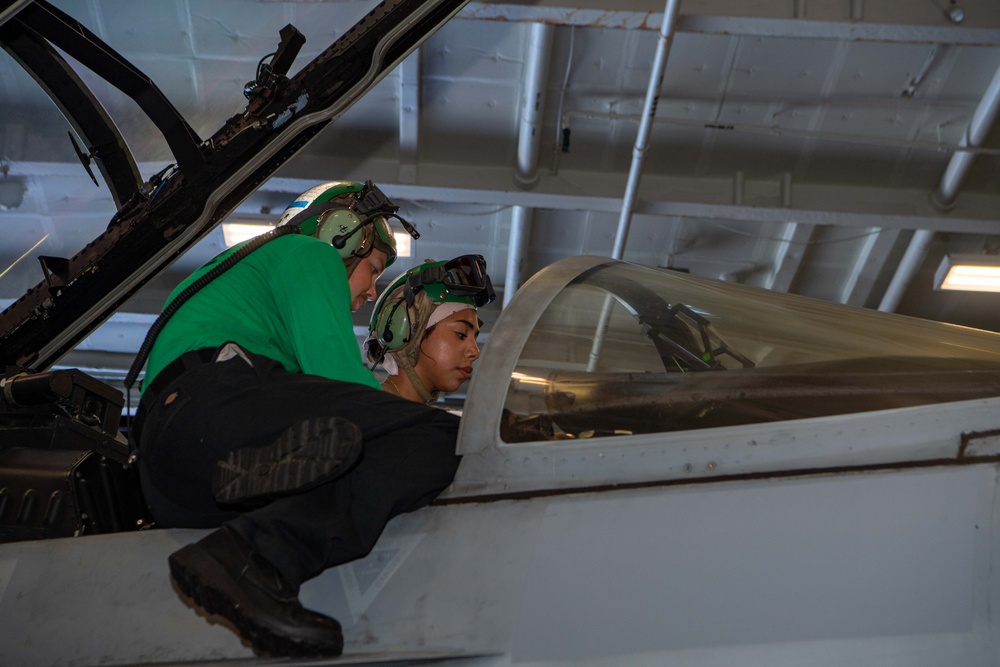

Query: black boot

[213,416,362,506]
[168,525,344,657]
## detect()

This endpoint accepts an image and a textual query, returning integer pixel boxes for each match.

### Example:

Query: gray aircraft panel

[507,468,979,661]
[2,463,997,666]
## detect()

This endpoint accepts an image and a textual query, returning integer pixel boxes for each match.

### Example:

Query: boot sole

[213,417,362,506]
[168,542,343,657]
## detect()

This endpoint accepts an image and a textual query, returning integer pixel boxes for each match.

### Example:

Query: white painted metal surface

[1,464,998,666]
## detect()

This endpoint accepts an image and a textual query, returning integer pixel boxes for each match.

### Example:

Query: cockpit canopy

[498,258,1000,443]
[460,256,1000,457]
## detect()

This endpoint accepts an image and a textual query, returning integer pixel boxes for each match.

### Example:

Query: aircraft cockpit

[452,255,1000,497]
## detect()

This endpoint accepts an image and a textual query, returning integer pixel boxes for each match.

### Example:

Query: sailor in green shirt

[132,181,492,658]
[142,231,380,392]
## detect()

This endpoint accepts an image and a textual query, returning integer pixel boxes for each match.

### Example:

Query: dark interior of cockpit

[500,263,1000,443]
[501,356,1000,443]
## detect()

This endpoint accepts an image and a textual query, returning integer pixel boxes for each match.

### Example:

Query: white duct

[515,23,554,187]
[505,23,554,307]
[612,0,682,260]
[881,64,1000,312]
[504,205,532,308]
[932,63,1000,210]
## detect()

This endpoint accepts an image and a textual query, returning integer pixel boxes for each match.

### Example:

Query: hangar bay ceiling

[2,0,1000,391]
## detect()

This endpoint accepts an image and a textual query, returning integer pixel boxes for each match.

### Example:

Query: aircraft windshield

[501,261,1000,443]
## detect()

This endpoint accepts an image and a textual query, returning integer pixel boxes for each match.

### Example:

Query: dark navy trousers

[135,347,461,590]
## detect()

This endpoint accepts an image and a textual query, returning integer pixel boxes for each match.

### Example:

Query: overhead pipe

[611,0,682,260]
[880,63,1000,313]
[932,62,1000,210]
[590,0,681,370]
[504,23,554,308]
[561,108,1000,156]
[504,206,533,308]
[515,23,554,188]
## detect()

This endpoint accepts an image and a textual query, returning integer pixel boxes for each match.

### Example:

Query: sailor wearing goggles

[366,255,496,404]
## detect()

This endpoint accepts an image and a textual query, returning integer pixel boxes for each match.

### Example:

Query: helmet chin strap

[402,364,438,404]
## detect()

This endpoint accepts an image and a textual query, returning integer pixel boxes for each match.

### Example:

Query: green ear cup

[376,298,411,350]
[277,181,364,233]
[315,209,365,258]
[367,255,492,367]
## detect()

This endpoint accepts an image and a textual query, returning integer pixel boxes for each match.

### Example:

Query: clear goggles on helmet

[412,254,496,307]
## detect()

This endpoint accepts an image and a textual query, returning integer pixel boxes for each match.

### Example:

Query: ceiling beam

[461,3,1000,45]
[878,228,935,312]
[765,222,815,293]
[266,161,1000,235]
[14,161,1000,236]
[841,228,902,307]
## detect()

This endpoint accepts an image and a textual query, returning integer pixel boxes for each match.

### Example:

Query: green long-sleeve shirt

[142,233,379,392]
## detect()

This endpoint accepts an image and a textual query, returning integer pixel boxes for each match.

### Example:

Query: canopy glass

[499,260,1000,443]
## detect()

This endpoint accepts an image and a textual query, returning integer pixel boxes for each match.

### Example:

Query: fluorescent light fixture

[934,254,1000,292]
[223,221,413,258]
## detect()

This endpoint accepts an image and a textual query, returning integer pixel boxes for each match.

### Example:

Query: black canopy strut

[0,13,142,207]
[0,0,473,373]
[10,1,207,178]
